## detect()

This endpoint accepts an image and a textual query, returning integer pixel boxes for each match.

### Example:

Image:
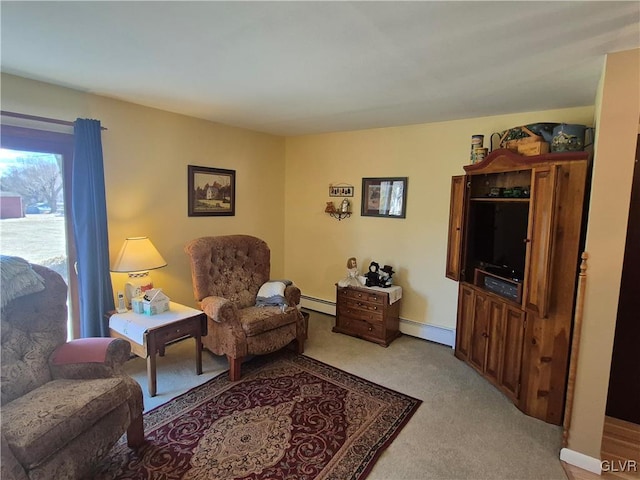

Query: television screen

[466,201,529,281]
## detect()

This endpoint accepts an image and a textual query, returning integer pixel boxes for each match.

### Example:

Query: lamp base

[124,271,154,308]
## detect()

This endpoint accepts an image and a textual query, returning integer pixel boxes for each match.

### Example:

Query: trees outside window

[1,150,63,213]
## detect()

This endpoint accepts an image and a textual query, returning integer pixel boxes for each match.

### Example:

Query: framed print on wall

[361,177,408,218]
[329,184,354,197]
[188,165,236,216]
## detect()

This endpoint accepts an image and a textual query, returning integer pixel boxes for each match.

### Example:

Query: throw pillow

[0,255,46,310]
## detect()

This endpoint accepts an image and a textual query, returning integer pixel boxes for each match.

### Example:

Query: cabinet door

[455,284,475,361]
[469,291,489,372]
[446,176,467,280]
[499,306,526,401]
[524,166,558,317]
[484,299,505,385]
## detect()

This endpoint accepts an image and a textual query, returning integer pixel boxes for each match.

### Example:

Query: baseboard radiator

[300,295,456,348]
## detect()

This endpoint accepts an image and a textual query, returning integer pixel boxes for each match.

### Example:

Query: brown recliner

[184,235,305,381]
[0,259,144,480]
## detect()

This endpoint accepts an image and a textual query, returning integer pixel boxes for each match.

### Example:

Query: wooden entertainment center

[446,148,589,425]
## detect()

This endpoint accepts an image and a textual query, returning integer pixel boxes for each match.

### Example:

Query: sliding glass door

[0,125,79,338]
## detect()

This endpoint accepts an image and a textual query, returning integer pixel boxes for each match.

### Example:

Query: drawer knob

[368,326,373,331]
[374,306,378,310]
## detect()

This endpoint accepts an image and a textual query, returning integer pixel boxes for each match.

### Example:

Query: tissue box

[131,296,145,314]
[141,288,170,315]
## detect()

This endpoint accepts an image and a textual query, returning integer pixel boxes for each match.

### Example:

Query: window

[0,125,79,338]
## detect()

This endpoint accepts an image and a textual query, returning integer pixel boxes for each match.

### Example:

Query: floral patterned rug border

[93,351,422,480]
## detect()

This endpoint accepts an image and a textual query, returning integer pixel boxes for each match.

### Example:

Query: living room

[1,2,639,479]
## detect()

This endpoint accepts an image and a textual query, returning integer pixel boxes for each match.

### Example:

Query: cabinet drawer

[342,297,382,314]
[337,315,384,338]
[338,305,383,323]
[338,288,385,305]
[153,319,200,345]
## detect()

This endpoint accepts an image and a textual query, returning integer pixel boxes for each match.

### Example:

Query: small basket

[500,126,544,151]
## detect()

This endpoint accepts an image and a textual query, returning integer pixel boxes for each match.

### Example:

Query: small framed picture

[361,177,408,218]
[188,165,235,216]
[329,184,354,197]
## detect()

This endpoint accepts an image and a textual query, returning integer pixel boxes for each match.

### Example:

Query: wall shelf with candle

[325,198,352,220]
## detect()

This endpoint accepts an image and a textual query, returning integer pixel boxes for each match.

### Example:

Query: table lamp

[111,236,167,308]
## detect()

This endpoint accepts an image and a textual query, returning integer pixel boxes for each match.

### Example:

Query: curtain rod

[0,110,107,130]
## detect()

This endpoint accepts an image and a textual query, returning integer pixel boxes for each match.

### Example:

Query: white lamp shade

[111,236,167,273]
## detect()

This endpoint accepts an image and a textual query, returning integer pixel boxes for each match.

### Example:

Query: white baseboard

[399,317,455,347]
[560,448,602,475]
[301,295,336,315]
[300,295,455,348]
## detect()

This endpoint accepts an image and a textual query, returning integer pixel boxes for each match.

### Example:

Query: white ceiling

[1,1,639,136]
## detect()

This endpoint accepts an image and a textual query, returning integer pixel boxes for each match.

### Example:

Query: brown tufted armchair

[184,235,305,381]
[0,260,144,480]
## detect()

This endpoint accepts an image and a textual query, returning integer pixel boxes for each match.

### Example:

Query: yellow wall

[284,106,594,329]
[1,73,286,308]
[2,74,595,333]
[567,48,639,459]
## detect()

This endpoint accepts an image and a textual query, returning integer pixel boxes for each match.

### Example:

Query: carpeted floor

[92,351,420,480]
[111,310,568,480]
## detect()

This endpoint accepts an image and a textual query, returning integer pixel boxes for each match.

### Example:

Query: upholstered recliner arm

[49,337,131,380]
[200,296,240,324]
[284,284,301,308]
[48,338,145,449]
[1,434,28,480]
[200,295,248,360]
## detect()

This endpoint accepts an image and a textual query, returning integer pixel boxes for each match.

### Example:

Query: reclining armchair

[184,235,305,381]
[0,258,144,480]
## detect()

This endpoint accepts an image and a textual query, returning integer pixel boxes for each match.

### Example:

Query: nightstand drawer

[336,315,384,338]
[338,304,383,323]
[153,317,201,344]
[342,297,382,314]
[338,287,385,305]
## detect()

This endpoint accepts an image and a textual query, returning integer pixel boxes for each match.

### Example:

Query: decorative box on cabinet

[447,148,589,425]
[333,284,401,347]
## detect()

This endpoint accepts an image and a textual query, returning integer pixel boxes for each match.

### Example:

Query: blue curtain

[72,119,114,337]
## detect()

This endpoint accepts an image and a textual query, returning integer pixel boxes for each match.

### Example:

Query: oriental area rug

[93,352,421,480]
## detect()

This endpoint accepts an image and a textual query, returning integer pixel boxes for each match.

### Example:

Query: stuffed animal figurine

[380,265,395,288]
[365,261,380,287]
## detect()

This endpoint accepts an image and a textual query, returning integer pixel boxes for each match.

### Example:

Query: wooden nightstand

[108,302,207,397]
[333,284,401,347]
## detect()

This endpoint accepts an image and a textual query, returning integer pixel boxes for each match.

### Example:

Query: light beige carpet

[123,310,567,480]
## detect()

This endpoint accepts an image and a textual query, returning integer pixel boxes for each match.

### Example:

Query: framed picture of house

[188,165,236,216]
[361,177,408,218]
